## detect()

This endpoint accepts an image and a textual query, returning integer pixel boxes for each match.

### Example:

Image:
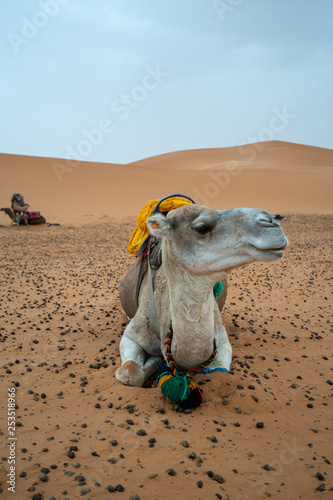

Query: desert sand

[0,141,332,499]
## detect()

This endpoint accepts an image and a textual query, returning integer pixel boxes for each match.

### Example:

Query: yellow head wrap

[127,197,193,255]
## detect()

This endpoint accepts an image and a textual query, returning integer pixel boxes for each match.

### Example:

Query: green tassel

[157,370,204,409]
[213,281,223,298]
[158,372,190,404]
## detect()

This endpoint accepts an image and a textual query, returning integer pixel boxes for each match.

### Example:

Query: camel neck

[162,256,218,371]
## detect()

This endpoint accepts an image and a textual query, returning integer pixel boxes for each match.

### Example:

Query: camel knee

[116,360,145,387]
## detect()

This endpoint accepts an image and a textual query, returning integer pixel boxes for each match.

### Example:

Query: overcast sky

[1,0,332,164]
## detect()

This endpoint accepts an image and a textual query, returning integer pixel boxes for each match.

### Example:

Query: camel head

[147,205,288,277]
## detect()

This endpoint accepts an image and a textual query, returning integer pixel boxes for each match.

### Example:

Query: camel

[1,208,46,226]
[116,204,288,389]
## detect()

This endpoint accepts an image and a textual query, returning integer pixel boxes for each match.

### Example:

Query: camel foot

[116,360,145,387]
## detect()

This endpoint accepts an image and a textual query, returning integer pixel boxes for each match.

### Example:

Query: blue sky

[1,0,332,164]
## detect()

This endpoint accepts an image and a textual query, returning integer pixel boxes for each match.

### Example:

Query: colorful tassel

[157,323,218,409]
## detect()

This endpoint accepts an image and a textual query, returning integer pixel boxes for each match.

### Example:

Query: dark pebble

[19,471,27,477]
[115,484,124,492]
[316,472,324,481]
[307,403,314,408]
[167,468,176,476]
[126,419,134,425]
[262,464,273,471]
[41,467,49,474]
[197,481,203,488]
[207,470,214,477]
[148,438,156,444]
[214,474,225,484]
[32,495,42,500]
[107,485,115,492]
[40,474,48,482]
[315,484,326,492]
[67,451,75,458]
[137,429,147,436]
[256,422,264,428]
[95,403,101,408]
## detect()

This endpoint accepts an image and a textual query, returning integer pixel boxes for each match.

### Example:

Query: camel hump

[119,259,146,319]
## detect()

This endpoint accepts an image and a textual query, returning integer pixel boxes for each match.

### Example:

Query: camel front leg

[208,322,232,373]
[116,330,161,387]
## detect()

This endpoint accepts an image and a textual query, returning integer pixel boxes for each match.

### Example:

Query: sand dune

[1,141,332,226]
[130,141,333,170]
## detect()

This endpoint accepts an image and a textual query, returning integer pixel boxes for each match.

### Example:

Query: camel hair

[117,204,288,388]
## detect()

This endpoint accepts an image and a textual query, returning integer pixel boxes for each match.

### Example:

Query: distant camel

[117,204,288,388]
[1,208,46,225]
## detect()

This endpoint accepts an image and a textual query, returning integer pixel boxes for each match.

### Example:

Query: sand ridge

[1,141,332,227]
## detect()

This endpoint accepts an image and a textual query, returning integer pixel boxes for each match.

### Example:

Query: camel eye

[193,225,212,235]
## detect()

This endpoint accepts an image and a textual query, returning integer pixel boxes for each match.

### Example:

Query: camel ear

[147,213,172,237]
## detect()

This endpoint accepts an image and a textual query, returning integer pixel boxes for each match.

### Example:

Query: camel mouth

[249,243,287,258]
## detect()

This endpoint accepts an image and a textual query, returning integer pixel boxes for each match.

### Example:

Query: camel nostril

[258,215,279,228]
